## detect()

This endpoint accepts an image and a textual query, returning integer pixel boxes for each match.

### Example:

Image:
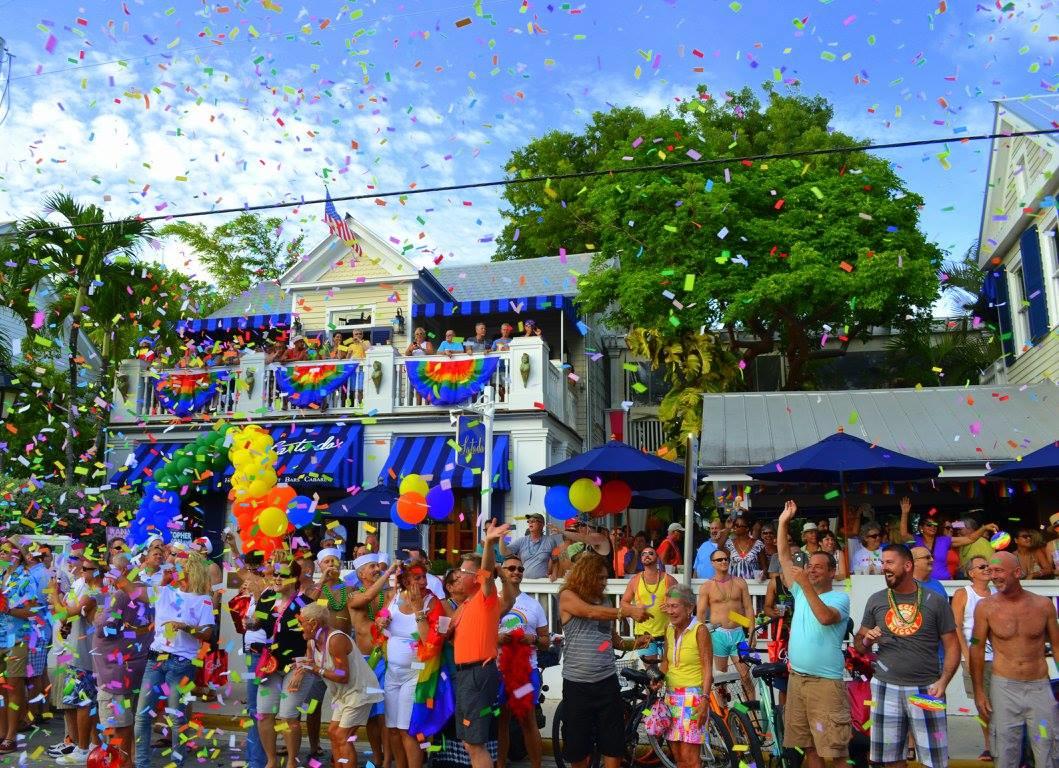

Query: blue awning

[412,294,571,320]
[379,434,510,491]
[109,423,364,490]
[176,313,293,336]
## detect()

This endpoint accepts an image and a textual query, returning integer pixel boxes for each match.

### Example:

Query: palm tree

[20,194,153,482]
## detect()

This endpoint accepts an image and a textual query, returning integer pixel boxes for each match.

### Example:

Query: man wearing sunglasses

[696,540,754,699]
[496,555,549,768]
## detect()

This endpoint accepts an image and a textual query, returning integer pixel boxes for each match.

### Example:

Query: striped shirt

[561,610,616,683]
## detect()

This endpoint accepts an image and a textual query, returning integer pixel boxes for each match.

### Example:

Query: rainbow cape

[154,370,229,416]
[405,357,500,405]
[274,363,359,408]
[408,600,455,740]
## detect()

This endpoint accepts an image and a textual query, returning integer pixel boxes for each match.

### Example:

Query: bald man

[970,551,1059,768]
[910,546,947,599]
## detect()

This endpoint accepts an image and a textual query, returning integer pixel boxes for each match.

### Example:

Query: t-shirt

[93,586,153,691]
[500,592,548,668]
[150,586,216,661]
[491,337,513,351]
[463,338,490,354]
[0,567,39,650]
[437,340,464,354]
[693,541,718,579]
[788,582,850,680]
[508,534,564,579]
[656,536,682,567]
[453,571,501,665]
[850,545,883,575]
[69,577,101,672]
[859,584,956,686]
[258,589,312,674]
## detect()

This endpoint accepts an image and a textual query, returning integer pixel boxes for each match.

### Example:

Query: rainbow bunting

[274,363,359,408]
[405,357,500,405]
[154,371,229,416]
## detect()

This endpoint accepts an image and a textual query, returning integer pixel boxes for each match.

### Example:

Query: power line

[5,126,1054,239]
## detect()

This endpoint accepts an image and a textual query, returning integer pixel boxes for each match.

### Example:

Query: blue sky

[0,0,1055,281]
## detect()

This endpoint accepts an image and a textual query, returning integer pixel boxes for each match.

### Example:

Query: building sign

[456,415,486,470]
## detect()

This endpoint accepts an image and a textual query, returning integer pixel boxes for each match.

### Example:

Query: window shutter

[988,267,1016,365]
[1020,226,1050,341]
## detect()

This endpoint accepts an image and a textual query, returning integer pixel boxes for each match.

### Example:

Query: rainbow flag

[154,371,229,416]
[405,357,499,405]
[274,363,359,408]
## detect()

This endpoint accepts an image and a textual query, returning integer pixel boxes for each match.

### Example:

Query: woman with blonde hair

[134,549,215,768]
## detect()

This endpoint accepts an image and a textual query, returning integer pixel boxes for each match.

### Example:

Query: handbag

[227,593,251,635]
[197,649,229,688]
[254,592,295,679]
[643,695,673,737]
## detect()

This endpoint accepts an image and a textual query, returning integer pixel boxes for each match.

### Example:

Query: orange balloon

[396,492,428,525]
[266,484,297,510]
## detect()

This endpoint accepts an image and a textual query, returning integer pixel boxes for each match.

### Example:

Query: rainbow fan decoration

[404,357,500,405]
[154,371,229,416]
[274,363,359,408]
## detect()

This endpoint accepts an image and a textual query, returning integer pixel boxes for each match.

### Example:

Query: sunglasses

[971,564,990,571]
[503,565,525,573]
[864,533,881,539]
[712,557,730,563]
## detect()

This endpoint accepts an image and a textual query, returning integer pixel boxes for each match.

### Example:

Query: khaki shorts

[50,664,72,709]
[783,671,851,759]
[963,660,992,699]
[0,644,29,679]
[332,698,374,729]
[98,689,135,728]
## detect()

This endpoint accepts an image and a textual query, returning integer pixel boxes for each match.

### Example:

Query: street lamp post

[451,385,496,546]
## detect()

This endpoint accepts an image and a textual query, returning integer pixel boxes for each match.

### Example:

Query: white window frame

[326,304,376,332]
[1009,257,1031,352]
[1043,221,1059,331]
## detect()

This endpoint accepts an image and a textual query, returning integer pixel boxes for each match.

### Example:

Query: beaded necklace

[324,583,348,613]
[358,586,385,621]
[886,584,923,627]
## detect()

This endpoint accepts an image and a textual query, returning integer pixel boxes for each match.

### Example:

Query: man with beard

[855,544,959,768]
[348,554,399,768]
[619,546,675,661]
[970,550,1059,768]
[558,555,650,768]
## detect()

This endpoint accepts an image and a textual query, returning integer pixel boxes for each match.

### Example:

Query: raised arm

[777,500,797,587]
[898,496,914,543]
[481,519,512,597]
[950,522,998,548]
[349,563,398,609]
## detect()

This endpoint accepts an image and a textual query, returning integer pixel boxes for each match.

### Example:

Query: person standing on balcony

[499,514,563,580]
[619,546,675,661]
[283,337,310,363]
[898,496,997,582]
[404,327,435,356]
[464,323,491,354]
[970,550,1059,768]
[437,329,465,357]
[175,342,205,369]
[522,319,543,339]
[346,329,371,359]
[491,323,515,352]
[655,522,684,570]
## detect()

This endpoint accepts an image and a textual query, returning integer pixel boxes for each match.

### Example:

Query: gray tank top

[562,610,617,683]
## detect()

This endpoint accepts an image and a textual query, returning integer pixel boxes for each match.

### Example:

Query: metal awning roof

[699,384,1059,480]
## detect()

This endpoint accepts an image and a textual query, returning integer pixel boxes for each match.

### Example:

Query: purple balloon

[426,485,455,521]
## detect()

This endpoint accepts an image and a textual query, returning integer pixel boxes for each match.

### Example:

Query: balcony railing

[111,337,577,424]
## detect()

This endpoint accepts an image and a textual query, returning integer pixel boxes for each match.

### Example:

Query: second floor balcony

[110,337,580,428]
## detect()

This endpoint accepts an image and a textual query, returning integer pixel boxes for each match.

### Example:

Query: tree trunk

[64,284,87,484]
[92,347,112,461]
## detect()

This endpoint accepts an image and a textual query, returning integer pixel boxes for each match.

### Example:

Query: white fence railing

[629,418,665,454]
[393,353,511,409]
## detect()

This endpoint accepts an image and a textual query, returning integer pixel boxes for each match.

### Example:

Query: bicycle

[551,661,735,768]
[735,617,802,768]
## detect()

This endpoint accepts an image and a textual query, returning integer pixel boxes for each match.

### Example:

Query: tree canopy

[495,85,944,389]
[160,213,304,301]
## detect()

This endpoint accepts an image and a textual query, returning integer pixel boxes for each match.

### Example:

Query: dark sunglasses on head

[503,565,525,573]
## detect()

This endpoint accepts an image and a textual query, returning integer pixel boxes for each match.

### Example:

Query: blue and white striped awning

[379,434,511,491]
[412,294,571,319]
[109,423,364,490]
[175,313,293,336]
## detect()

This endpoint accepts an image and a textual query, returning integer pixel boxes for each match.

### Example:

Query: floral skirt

[663,687,705,745]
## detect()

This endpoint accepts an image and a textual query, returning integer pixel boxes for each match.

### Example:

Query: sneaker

[56,747,89,764]
[48,742,76,757]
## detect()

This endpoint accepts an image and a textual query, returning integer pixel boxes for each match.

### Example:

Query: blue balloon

[426,485,455,521]
[390,502,415,530]
[544,485,578,521]
[287,496,315,528]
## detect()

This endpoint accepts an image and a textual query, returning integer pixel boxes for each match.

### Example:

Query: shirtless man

[315,548,353,634]
[349,554,398,768]
[970,551,1059,768]
[696,545,755,698]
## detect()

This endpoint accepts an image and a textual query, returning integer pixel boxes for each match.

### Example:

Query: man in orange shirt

[449,520,516,768]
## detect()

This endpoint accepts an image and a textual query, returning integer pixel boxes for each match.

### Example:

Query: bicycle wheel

[552,701,601,768]
[726,709,765,768]
[644,733,677,768]
[701,711,734,768]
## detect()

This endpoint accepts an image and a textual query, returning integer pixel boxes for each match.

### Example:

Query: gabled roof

[432,253,595,302]
[208,281,290,318]
[996,94,1059,138]
[281,216,420,286]
[699,384,1059,478]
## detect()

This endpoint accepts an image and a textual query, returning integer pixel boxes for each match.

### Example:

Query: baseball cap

[565,518,584,530]
[667,522,685,533]
[526,513,545,523]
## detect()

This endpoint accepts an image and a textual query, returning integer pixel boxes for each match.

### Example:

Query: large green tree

[159,213,305,300]
[496,85,943,390]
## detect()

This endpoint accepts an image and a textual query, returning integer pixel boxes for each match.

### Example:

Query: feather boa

[497,627,534,720]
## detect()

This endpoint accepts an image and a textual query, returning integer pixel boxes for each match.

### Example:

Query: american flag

[324,190,354,242]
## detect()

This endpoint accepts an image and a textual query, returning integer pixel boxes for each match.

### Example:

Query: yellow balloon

[399,474,429,498]
[247,478,271,498]
[231,471,252,490]
[258,506,288,538]
[230,448,251,467]
[568,478,601,512]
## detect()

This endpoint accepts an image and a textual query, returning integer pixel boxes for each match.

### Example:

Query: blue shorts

[499,666,542,708]
[638,638,665,659]
[364,653,386,719]
[710,626,746,659]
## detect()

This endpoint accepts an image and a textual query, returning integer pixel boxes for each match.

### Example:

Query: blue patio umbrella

[747,432,940,483]
[528,440,686,492]
[986,441,1059,480]
[325,484,399,522]
[630,488,684,509]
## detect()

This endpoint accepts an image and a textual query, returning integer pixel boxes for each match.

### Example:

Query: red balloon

[396,492,428,525]
[87,745,122,768]
[596,480,633,515]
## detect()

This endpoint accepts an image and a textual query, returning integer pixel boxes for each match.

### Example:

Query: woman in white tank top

[950,554,996,761]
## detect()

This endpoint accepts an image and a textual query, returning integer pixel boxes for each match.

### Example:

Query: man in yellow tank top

[620,546,676,661]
